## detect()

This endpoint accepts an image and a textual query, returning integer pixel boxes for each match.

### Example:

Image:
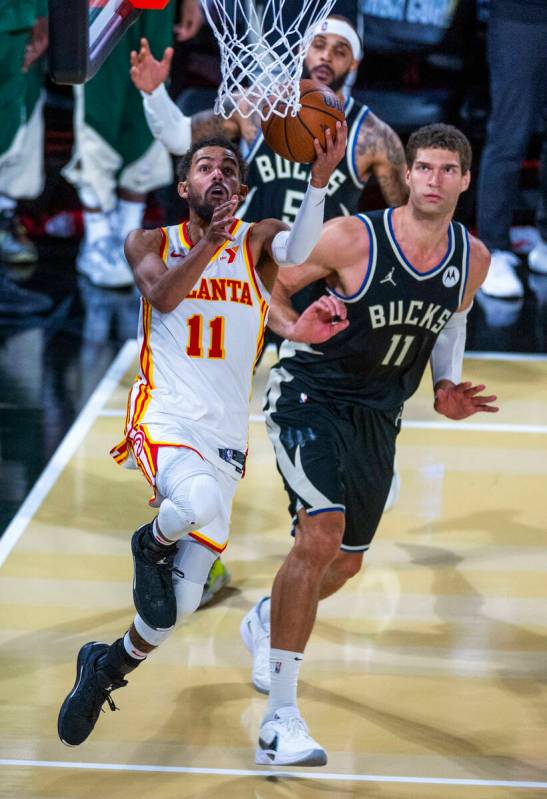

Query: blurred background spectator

[477,0,547,298]
[0,0,52,316]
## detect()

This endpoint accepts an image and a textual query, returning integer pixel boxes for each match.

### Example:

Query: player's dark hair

[406,124,472,173]
[177,137,247,183]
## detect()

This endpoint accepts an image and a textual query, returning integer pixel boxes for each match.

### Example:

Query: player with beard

[130,16,406,601]
[57,130,348,747]
[131,15,408,215]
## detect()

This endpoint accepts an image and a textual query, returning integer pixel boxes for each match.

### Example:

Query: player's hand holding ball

[310,120,348,187]
[261,79,348,184]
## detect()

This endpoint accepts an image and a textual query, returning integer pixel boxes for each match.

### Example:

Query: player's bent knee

[186,473,221,528]
[296,510,345,560]
[336,552,363,580]
[158,474,221,538]
[133,613,175,647]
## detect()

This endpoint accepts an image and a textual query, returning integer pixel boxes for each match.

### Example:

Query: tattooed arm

[191,103,261,146]
[190,110,239,141]
[355,111,408,206]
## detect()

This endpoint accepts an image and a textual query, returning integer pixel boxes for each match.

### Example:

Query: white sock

[83,210,110,245]
[123,631,147,661]
[0,194,16,213]
[265,647,304,720]
[152,516,177,546]
[117,199,145,241]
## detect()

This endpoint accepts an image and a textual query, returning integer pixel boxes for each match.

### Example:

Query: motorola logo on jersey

[442,266,460,287]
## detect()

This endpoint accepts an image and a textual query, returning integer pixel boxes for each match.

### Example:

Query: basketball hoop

[199,0,337,121]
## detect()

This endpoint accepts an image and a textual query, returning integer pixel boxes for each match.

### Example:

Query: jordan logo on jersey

[380,268,397,287]
[442,266,460,287]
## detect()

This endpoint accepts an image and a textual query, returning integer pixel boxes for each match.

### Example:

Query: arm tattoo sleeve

[191,110,231,141]
[356,113,408,206]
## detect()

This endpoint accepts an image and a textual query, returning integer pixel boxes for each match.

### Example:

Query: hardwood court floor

[1,344,547,798]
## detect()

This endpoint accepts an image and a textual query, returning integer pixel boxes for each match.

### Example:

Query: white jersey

[115,219,270,480]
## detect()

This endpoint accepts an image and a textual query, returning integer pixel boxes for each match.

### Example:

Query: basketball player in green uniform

[242,124,499,766]
[63,5,177,288]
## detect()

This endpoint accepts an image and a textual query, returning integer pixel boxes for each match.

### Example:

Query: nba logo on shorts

[442,266,460,287]
[273,661,283,674]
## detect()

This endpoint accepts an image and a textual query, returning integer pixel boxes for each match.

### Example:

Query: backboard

[48,0,170,84]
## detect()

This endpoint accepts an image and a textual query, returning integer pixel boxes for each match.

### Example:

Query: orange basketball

[261,79,346,163]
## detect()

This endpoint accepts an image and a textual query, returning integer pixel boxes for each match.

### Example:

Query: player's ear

[239,183,249,199]
[178,180,188,199]
[461,170,471,193]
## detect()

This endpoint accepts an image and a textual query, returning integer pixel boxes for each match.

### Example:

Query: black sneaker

[131,522,178,630]
[58,642,127,746]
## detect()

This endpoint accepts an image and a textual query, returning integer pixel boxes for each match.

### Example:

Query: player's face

[303,33,358,93]
[407,148,471,217]
[180,146,245,222]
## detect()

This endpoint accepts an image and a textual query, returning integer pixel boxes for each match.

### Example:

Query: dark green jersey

[0,0,47,32]
[275,208,471,411]
[238,97,370,224]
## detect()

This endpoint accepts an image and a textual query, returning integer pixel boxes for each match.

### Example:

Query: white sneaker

[481,250,523,298]
[383,469,400,513]
[256,706,327,766]
[528,240,547,275]
[240,597,271,694]
[77,236,134,288]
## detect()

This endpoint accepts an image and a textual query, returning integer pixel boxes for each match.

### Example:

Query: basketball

[261,79,346,164]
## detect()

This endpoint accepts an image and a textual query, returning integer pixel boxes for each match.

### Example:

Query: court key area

[1,344,547,798]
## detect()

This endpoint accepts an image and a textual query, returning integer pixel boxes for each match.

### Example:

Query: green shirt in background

[0,0,48,33]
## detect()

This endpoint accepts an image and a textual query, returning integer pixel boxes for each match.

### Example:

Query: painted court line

[465,351,547,362]
[99,410,547,434]
[0,759,546,789]
[0,339,137,569]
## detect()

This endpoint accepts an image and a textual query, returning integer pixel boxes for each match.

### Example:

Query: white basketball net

[200,0,337,120]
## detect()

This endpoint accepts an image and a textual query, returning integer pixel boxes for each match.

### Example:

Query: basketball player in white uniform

[57,129,348,747]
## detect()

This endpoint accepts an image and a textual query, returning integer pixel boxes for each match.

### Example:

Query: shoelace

[102,691,119,714]
[97,679,127,718]
[281,715,310,739]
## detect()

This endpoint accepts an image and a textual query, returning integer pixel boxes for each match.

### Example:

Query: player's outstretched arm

[125,197,238,313]
[431,235,498,419]
[257,122,348,270]
[267,218,352,343]
[130,38,239,155]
